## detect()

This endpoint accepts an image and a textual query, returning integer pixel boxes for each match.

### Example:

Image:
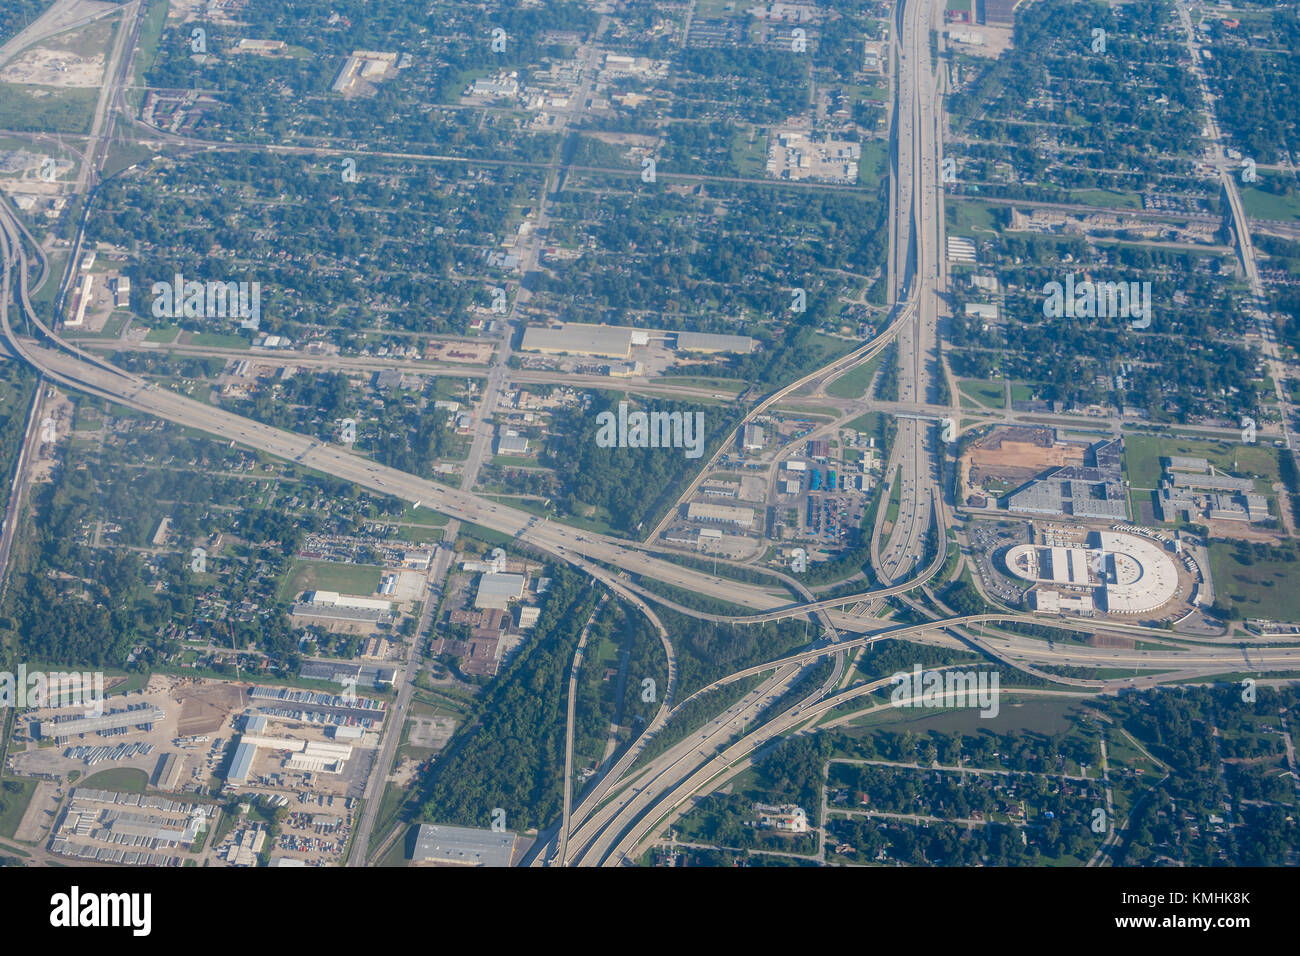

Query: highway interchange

[0,0,1298,868]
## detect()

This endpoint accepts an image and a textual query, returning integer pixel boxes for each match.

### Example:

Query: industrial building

[520,323,643,359]
[402,549,434,570]
[412,823,516,866]
[248,685,387,726]
[1155,458,1269,523]
[151,752,184,790]
[227,740,258,784]
[66,274,94,328]
[49,789,215,865]
[1004,439,1128,521]
[686,502,755,528]
[674,331,754,354]
[112,275,130,308]
[299,661,397,688]
[300,590,392,611]
[36,705,165,740]
[474,572,526,610]
[291,589,394,625]
[227,734,355,785]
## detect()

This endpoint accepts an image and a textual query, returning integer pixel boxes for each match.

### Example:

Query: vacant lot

[279,559,384,601]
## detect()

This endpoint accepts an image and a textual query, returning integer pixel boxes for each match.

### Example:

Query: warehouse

[36,705,166,740]
[686,502,755,528]
[151,752,184,790]
[675,331,754,354]
[496,432,530,455]
[520,322,642,358]
[412,823,516,867]
[300,590,392,612]
[227,740,258,784]
[474,572,526,609]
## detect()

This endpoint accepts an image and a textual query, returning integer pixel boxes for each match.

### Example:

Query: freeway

[0,191,966,641]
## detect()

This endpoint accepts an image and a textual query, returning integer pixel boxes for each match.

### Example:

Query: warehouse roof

[413,823,516,867]
[475,572,526,609]
[675,331,753,353]
[521,323,635,358]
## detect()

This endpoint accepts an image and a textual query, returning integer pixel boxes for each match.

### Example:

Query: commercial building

[686,502,755,528]
[412,823,516,866]
[49,789,214,865]
[474,572,526,610]
[496,432,530,455]
[1030,590,1095,614]
[1005,531,1179,615]
[964,302,998,320]
[292,590,393,626]
[674,331,754,354]
[402,549,434,570]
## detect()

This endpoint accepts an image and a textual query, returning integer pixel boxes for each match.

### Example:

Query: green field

[1239,184,1300,222]
[0,777,37,838]
[947,199,999,235]
[0,84,98,134]
[1123,432,1280,490]
[279,559,384,601]
[826,350,887,399]
[857,139,889,187]
[663,376,747,393]
[79,768,150,793]
[958,378,1005,409]
[730,125,767,176]
[190,331,250,349]
[399,504,448,526]
[1209,543,1300,621]
[145,325,181,343]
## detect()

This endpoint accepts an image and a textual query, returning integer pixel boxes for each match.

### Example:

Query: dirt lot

[426,340,493,364]
[0,46,105,87]
[965,426,1085,489]
[176,681,248,737]
[13,780,60,843]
